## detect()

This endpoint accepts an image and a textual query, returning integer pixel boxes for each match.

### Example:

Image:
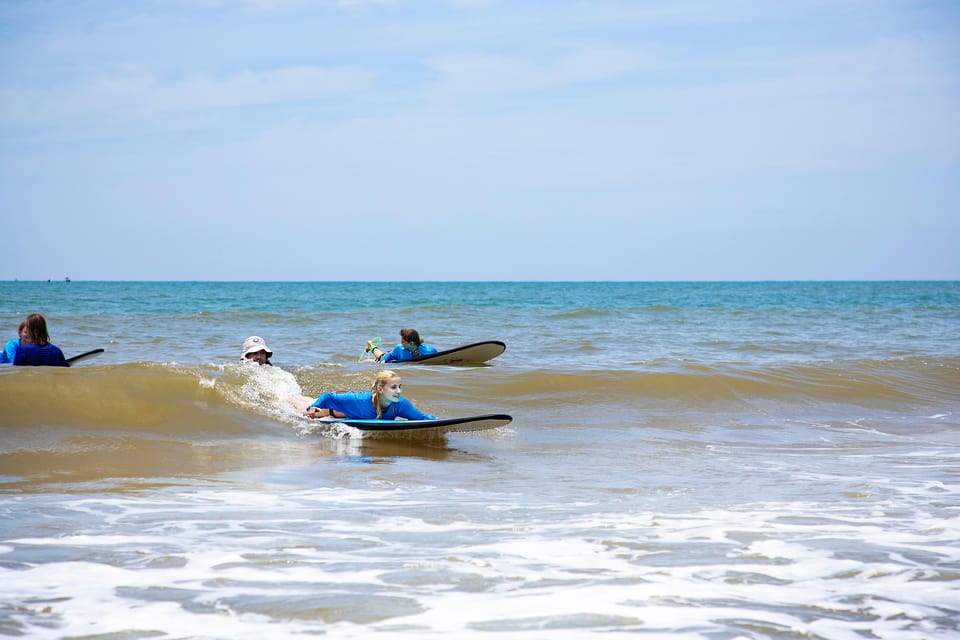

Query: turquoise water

[1,281,958,639]
[2,280,957,367]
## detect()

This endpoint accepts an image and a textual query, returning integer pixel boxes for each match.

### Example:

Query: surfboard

[406,341,506,365]
[66,348,105,366]
[328,413,512,433]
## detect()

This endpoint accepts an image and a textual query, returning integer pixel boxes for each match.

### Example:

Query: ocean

[1,280,958,639]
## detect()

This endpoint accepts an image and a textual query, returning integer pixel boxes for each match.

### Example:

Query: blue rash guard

[381,343,438,363]
[13,343,68,367]
[308,391,436,420]
[0,339,19,364]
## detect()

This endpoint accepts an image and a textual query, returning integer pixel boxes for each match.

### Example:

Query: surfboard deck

[66,348,105,366]
[407,341,506,365]
[327,413,512,433]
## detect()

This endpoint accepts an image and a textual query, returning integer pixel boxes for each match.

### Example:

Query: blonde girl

[305,370,436,420]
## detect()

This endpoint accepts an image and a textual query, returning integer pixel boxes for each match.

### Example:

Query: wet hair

[399,328,422,346]
[399,328,424,356]
[23,313,51,346]
[371,369,400,418]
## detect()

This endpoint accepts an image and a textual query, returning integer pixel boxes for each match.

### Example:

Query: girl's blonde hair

[371,370,400,418]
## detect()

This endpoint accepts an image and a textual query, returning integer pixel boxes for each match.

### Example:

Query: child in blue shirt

[305,370,436,420]
[367,328,438,363]
[0,321,25,364]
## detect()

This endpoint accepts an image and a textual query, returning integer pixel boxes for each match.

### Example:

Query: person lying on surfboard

[365,328,438,363]
[304,370,437,420]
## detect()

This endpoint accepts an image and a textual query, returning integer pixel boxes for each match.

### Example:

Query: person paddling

[366,328,438,363]
[304,370,436,420]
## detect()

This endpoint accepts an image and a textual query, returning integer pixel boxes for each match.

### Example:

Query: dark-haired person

[0,321,26,364]
[12,313,67,367]
[366,328,437,363]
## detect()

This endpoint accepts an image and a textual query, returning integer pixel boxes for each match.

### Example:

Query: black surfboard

[66,348,105,366]
[329,413,512,433]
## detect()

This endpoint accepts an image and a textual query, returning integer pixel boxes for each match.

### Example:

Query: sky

[1,0,958,281]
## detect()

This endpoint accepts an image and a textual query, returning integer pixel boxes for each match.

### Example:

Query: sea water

[0,281,958,639]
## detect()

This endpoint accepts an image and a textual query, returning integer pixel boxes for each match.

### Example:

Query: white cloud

[151,66,375,111]
[0,66,375,126]
[426,45,658,98]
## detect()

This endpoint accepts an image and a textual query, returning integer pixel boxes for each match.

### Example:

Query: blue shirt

[308,391,436,420]
[0,339,19,364]
[13,343,68,367]
[381,343,438,363]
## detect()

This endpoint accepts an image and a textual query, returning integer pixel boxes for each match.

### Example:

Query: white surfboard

[406,341,506,365]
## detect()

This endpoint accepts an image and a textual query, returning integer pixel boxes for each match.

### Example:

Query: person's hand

[305,406,325,419]
[366,340,375,352]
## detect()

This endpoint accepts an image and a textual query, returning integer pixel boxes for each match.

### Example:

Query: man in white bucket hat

[241,335,273,366]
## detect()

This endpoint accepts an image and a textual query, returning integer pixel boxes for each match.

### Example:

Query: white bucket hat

[241,335,273,359]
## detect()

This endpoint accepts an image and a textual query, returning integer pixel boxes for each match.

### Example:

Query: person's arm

[394,398,436,421]
[305,393,344,419]
[305,406,341,418]
[0,341,13,364]
[1,339,19,364]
